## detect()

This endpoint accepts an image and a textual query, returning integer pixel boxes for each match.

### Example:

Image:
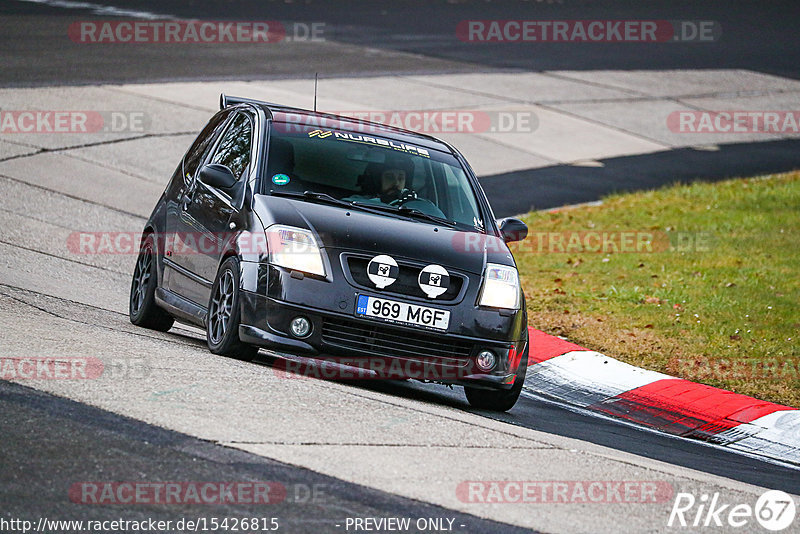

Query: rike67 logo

[668,490,797,531]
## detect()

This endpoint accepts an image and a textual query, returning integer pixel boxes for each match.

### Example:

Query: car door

[164,109,233,303]
[169,111,255,308]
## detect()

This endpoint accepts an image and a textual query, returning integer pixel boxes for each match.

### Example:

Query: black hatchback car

[130,94,530,411]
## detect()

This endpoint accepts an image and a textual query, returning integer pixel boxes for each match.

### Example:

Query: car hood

[253,195,514,275]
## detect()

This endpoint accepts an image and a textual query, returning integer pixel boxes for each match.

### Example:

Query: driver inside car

[345,157,416,205]
[379,167,408,203]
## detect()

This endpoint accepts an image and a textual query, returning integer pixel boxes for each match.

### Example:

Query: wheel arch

[218,230,266,293]
[138,225,168,286]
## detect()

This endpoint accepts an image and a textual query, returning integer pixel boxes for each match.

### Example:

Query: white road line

[719,410,800,464]
[13,0,174,20]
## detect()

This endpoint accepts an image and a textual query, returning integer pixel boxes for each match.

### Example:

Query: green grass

[514,171,800,407]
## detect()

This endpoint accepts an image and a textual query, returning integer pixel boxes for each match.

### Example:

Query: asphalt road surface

[0,379,533,534]
[2,0,799,86]
[1,1,799,532]
[4,0,800,215]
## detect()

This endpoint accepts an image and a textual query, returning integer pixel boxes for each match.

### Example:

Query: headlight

[478,263,520,309]
[266,225,326,277]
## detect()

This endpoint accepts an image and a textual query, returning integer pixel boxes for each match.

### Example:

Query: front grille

[346,256,463,301]
[321,317,473,367]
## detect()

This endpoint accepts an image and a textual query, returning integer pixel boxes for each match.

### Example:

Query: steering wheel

[389,188,418,206]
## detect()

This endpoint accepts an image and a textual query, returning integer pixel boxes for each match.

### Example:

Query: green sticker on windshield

[272,173,290,185]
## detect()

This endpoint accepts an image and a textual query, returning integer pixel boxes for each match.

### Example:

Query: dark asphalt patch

[0,380,534,534]
[481,138,800,216]
[326,377,800,495]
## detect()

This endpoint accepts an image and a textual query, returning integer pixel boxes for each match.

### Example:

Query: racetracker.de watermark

[0,357,103,380]
[69,482,290,505]
[271,353,522,382]
[668,356,800,382]
[69,20,325,43]
[67,230,714,256]
[667,111,800,134]
[452,231,713,254]
[0,111,148,134]
[457,20,720,43]
[69,231,271,256]
[273,110,538,134]
[457,481,674,503]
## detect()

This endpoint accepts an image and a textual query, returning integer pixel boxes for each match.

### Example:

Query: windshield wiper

[269,189,351,207]
[350,201,397,212]
[351,202,457,228]
[270,190,397,217]
[271,191,458,228]
[398,206,458,227]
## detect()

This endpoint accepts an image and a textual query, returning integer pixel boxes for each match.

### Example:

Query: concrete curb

[524,327,800,466]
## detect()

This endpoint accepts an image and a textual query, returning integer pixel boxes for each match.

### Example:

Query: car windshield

[262,123,486,232]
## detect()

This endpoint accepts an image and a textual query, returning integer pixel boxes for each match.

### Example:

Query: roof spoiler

[217,93,441,143]
[220,93,283,110]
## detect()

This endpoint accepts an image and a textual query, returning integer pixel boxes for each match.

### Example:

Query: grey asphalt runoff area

[1,1,800,533]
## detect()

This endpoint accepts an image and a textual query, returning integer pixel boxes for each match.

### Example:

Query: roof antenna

[313,72,318,112]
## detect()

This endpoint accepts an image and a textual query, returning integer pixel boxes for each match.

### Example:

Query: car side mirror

[497,217,528,243]
[199,163,237,190]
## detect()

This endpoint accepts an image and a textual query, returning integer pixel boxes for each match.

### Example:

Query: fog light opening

[290,316,312,338]
[476,350,496,372]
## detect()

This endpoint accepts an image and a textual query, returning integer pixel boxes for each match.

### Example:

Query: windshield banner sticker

[307,129,430,158]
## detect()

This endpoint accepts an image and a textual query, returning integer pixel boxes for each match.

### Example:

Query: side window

[443,164,481,227]
[414,159,437,203]
[210,113,253,180]
[183,110,231,182]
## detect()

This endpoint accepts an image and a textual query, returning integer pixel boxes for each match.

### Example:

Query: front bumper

[239,289,525,390]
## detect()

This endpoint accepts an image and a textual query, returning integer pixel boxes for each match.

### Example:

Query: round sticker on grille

[367,255,399,289]
[418,264,450,298]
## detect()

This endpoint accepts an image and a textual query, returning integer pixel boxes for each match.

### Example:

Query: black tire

[464,346,528,412]
[129,234,174,332]
[206,256,258,361]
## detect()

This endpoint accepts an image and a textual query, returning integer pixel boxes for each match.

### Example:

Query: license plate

[356,295,450,331]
